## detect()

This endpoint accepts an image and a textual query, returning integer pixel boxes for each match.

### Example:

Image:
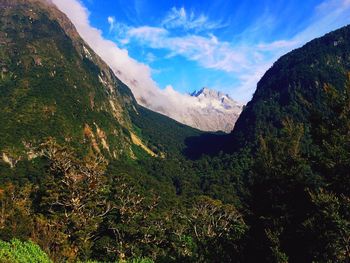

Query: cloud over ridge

[49,0,242,132]
[48,0,350,131]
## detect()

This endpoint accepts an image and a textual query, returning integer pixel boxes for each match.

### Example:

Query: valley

[0,0,349,262]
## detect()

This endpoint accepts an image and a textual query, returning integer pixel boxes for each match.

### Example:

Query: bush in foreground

[0,239,52,263]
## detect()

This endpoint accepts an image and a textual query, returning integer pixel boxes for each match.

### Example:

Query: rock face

[135,86,243,133]
[132,86,243,133]
[187,88,243,133]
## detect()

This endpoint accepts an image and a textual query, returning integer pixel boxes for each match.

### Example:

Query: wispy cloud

[107,7,288,101]
[235,0,350,100]
[161,7,227,33]
[145,52,156,63]
[49,0,237,130]
[111,1,350,101]
[107,16,115,32]
[51,0,350,106]
[49,0,160,105]
[125,27,247,72]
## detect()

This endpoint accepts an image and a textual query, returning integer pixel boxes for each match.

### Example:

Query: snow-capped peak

[191,87,222,98]
[191,87,242,111]
[185,87,244,132]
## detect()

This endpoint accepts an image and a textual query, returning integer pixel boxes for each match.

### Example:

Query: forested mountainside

[233,25,350,150]
[230,24,350,262]
[0,0,349,262]
[0,0,136,160]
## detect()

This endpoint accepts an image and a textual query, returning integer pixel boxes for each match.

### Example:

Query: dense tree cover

[242,79,350,262]
[1,1,350,262]
[129,105,202,157]
[232,25,350,151]
[1,0,187,161]
[0,0,209,164]
[0,139,247,262]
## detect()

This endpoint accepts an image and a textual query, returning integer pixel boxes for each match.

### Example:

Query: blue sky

[78,0,350,102]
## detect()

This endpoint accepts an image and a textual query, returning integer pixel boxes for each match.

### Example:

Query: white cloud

[49,0,160,106]
[128,26,168,40]
[48,0,235,130]
[161,7,226,33]
[232,0,350,101]
[107,16,115,32]
[257,40,298,51]
[125,27,247,72]
[123,0,350,102]
[50,0,350,106]
[145,52,156,63]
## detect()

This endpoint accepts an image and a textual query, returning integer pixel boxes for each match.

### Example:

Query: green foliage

[232,25,350,262]
[2,1,350,262]
[243,76,350,261]
[126,259,154,263]
[0,239,52,263]
[0,0,137,160]
[0,184,34,241]
[264,229,289,263]
[185,196,248,262]
[78,258,154,263]
[233,25,350,152]
[245,120,321,261]
[0,138,247,262]
[310,82,350,195]
[129,105,202,157]
[304,190,350,261]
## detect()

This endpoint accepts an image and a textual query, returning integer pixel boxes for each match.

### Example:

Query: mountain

[229,24,350,262]
[1,0,350,262]
[189,87,243,132]
[139,86,243,134]
[0,0,201,164]
[131,86,243,133]
[232,24,350,151]
[42,0,243,133]
[0,2,246,262]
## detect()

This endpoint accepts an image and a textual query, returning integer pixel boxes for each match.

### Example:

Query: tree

[187,196,247,262]
[303,189,350,262]
[93,174,166,261]
[0,239,52,263]
[36,139,111,261]
[0,183,34,241]
[247,119,322,262]
[310,82,350,195]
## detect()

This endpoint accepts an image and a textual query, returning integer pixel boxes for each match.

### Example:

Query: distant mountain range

[188,87,243,132]
[135,86,243,133]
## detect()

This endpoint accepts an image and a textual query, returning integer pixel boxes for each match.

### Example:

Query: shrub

[0,239,52,263]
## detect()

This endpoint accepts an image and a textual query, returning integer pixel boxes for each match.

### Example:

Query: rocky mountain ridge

[187,87,243,132]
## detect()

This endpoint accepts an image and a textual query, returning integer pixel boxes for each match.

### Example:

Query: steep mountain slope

[228,25,350,262]
[0,0,201,163]
[1,1,350,262]
[129,105,203,156]
[232,24,350,150]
